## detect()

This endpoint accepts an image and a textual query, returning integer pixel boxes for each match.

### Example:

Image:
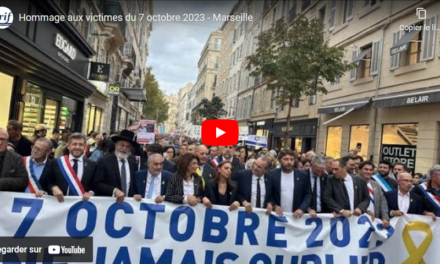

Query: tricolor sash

[419,182,440,216]
[211,157,220,168]
[367,186,375,205]
[56,155,85,196]
[372,173,392,192]
[23,156,42,193]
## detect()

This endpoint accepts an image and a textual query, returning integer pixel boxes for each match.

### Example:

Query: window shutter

[390,30,401,70]
[422,15,437,61]
[370,40,380,75]
[350,49,358,81]
[329,1,337,30]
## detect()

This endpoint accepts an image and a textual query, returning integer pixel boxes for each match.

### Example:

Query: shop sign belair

[380,144,417,172]
[55,33,76,61]
[406,95,429,104]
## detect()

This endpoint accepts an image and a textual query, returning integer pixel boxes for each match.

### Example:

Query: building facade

[177,82,193,135]
[163,94,178,133]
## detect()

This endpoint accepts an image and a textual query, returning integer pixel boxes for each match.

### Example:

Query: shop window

[43,99,59,138]
[0,73,13,128]
[326,126,342,159]
[22,83,43,138]
[295,137,303,153]
[382,124,418,146]
[59,97,77,132]
[87,104,96,134]
[94,108,102,133]
[349,125,370,160]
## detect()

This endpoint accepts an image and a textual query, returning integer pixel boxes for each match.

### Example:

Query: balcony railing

[98,0,126,37]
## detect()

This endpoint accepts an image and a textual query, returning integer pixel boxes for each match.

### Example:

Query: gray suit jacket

[0,151,29,192]
[369,180,390,220]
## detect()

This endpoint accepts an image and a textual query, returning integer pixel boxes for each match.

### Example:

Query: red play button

[202,119,239,146]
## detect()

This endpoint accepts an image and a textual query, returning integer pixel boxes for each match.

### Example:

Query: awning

[352,48,372,64]
[390,29,421,55]
[318,98,370,114]
[373,87,440,108]
[120,88,146,102]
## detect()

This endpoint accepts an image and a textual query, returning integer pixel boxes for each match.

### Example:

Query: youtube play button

[202,119,238,146]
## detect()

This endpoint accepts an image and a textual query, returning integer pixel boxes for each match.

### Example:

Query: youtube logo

[202,119,239,146]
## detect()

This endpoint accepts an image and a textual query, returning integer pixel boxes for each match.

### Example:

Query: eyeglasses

[0,138,8,142]
[32,147,48,153]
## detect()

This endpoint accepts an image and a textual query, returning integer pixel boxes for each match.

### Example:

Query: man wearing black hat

[94,130,138,202]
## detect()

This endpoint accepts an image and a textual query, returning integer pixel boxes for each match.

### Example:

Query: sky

[147,1,237,95]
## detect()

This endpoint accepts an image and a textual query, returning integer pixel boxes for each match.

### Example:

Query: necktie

[312,176,318,211]
[341,179,350,210]
[72,159,78,175]
[120,159,127,194]
[256,177,261,208]
[148,176,155,199]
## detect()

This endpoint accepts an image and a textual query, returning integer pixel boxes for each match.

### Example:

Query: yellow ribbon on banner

[196,168,205,190]
[402,221,432,264]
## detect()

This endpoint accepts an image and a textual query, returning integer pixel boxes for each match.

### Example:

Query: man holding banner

[48,133,97,202]
[23,137,53,197]
[323,157,370,217]
[413,165,440,217]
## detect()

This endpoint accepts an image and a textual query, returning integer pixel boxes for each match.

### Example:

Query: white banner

[239,126,249,141]
[0,192,439,264]
[137,120,155,144]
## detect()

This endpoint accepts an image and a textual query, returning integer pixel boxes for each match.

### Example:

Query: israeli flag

[246,135,267,147]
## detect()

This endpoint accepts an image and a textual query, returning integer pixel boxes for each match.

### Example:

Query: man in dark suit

[7,120,32,157]
[195,145,215,184]
[385,172,435,220]
[147,143,177,173]
[323,156,370,218]
[213,145,244,180]
[94,130,139,202]
[235,156,273,213]
[22,137,53,197]
[269,149,312,218]
[306,156,330,217]
[0,128,28,192]
[48,133,97,202]
[133,153,172,203]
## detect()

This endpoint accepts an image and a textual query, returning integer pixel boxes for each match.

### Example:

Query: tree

[192,96,227,124]
[246,16,354,148]
[142,68,169,124]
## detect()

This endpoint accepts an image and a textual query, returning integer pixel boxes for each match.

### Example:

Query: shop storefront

[249,119,274,149]
[273,118,318,152]
[0,1,96,135]
[110,88,146,133]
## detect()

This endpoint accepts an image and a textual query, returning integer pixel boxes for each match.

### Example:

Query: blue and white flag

[246,135,267,147]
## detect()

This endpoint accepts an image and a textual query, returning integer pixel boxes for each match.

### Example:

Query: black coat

[48,156,97,196]
[235,170,272,208]
[384,189,424,216]
[270,168,312,213]
[305,169,330,213]
[0,151,28,192]
[412,181,440,216]
[9,136,32,157]
[133,169,172,197]
[165,173,204,204]
[201,163,216,183]
[204,179,238,206]
[323,174,370,213]
[93,154,137,197]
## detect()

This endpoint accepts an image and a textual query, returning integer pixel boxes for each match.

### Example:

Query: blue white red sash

[211,157,220,167]
[372,173,392,192]
[419,182,440,216]
[57,155,85,196]
[367,185,375,205]
[23,156,42,193]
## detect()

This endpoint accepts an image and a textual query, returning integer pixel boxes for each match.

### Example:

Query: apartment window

[329,0,337,30]
[301,0,311,12]
[281,0,287,19]
[308,94,316,105]
[291,98,299,108]
[288,1,297,22]
[343,0,354,24]
[326,126,342,159]
[270,90,275,109]
[214,38,222,50]
[272,8,277,27]
[358,45,372,78]
[364,0,377,7]
[213,75,217,87]
[350,41,380,80]
[401,23,422,66]
[215,57,219,69]
[330,77,341,86]
[319,7,326,25]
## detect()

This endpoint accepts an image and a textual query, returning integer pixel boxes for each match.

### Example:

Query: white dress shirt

[309,169,321,212]
[344,174,355,211]
[398,189,410,214]
[281,171,295,213]
[117,158,131,193]
[183,176,195,204]
[69,154,83,180]
[367,182,375,213]
[251,175,266,208]
[145,171,162,198]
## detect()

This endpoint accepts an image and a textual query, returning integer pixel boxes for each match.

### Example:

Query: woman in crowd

[89,139,112,162]
[302,159,311,171]
[165,153,204,205]
[163,146,176,160]
[294,160,304,170]
[202,161,239,211]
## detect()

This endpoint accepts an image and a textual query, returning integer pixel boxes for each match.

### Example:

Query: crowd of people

[1,119,439,227]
